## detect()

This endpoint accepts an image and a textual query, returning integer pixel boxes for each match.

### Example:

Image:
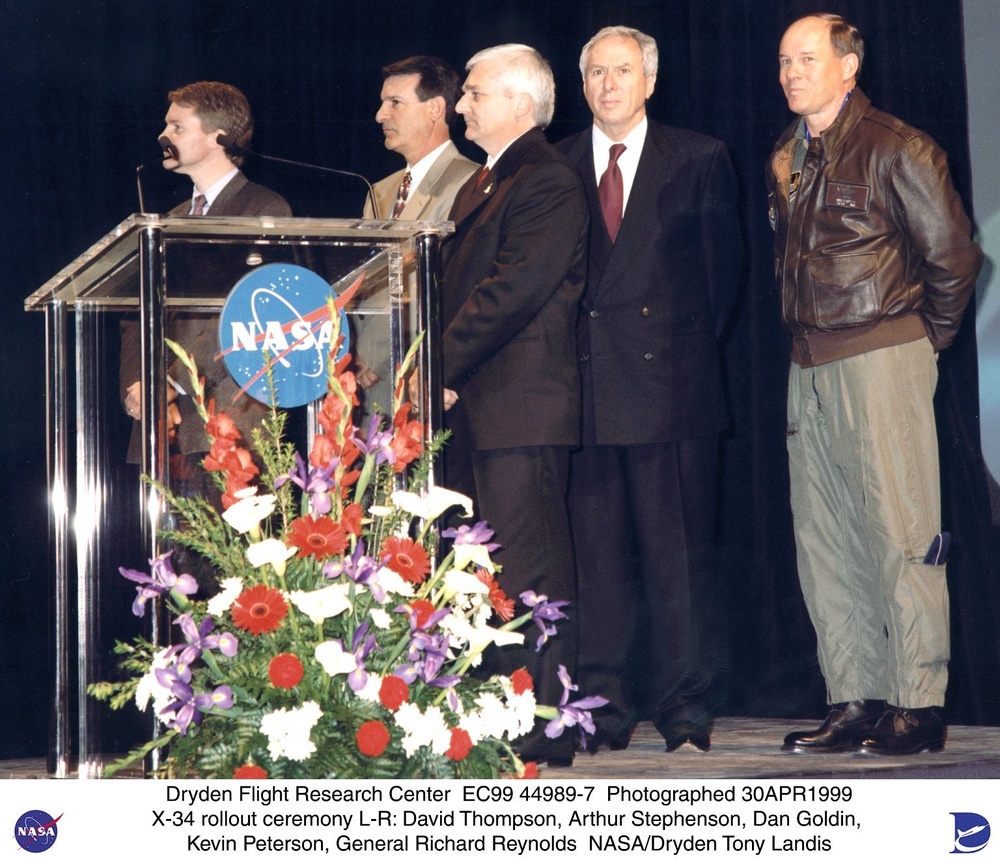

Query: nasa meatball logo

[13,810,62,853]
[219,263,359,408]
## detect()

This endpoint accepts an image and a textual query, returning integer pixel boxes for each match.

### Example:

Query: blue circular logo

[14,810,60,853]
[218,263,351,408]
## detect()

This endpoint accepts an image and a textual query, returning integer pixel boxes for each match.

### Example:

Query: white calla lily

[288,583,353,624]
[442,568,491,603]
[246,538,296,577]
[391,487,474,521]
[314,640,358,676]
[222,491,277,534]
[453,543,496,574]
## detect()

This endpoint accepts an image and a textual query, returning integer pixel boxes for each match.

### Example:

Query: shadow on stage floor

[2,718,997,779]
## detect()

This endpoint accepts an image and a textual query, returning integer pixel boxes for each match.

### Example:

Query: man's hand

[125,382,182,441]
[406,375,459,412]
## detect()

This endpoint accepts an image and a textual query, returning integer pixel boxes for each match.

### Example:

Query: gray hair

[466,43,556,128]
[579,26,659,79]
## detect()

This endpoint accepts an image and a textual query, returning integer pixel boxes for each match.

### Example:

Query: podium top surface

[24,214,454,311]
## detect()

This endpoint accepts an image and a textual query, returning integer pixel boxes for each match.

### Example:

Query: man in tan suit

[357,56,478,402]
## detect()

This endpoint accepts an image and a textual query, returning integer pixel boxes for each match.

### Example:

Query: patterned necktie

[191,193,208,216]
[390,170,412,220]
[598,143,626,242]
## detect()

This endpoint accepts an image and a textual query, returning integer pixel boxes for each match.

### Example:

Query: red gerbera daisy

[381,536,431,584]
[356,720,391,757]
[445,727,474,762]
[341,503,363,537]
[230,585,288,635]
[475,570,515,622]
[268,653,304,688]
[287,515,349,560]
[233,764,268,779]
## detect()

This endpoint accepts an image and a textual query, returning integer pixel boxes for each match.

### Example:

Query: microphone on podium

[215,134,380,220]
[135,137,181,214]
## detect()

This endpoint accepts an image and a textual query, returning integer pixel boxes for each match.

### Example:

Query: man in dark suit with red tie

[558,26,741,753]
[440,43,589,766]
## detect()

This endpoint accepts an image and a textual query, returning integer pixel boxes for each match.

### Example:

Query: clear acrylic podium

[24,214,451,777]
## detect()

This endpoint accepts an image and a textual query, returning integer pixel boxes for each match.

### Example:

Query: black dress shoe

[663,723,711,752]
[782,699,886,753]
[858,706,944,755]
[579,724,633,753]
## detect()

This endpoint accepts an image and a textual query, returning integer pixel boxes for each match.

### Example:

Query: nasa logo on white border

[218,263,351,408]
[13,809,61,853]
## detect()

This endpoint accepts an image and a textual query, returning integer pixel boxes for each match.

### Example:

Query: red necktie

[191,193,208,216]
[598,143,626,242]
[390,170,412,220]
[474,165,491,189]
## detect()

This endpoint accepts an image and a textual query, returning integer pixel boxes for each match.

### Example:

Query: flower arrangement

[91,326,604,778]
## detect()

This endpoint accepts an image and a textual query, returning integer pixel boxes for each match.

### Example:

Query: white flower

[314,640,357,677]
[391,487,474,521]
[135,647,174,715]
[369,607,391,629]
[394,702,452,757]
[466,625,524,665]
[246,539,296,576]
[355,673,383,702]
[453,542,497,573]
[288,583,353,624]
[207,577,244,617]
[222,491,276,534]
[259,701,323,761]
[368,505,394,518]
[375,567,415,600]
[442,568,490,603]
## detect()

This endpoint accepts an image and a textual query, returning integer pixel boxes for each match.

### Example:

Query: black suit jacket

[122,170,291,457]
[442,128,589,451]
[557,121,741,446]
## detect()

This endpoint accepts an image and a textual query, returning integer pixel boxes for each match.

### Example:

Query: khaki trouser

[787,338,949,708]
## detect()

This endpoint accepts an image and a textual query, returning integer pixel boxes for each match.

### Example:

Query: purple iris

[543,665,608,749]
[156,672,234,736]
[520,590,570,653]
[353,413,396,466]
[397,629,460,689]
[170,613,238,666]
[346,622,379,692]
[442,521,501,552]
[324,541,385,600]
[119,551,198,617]
[277,451,337,515]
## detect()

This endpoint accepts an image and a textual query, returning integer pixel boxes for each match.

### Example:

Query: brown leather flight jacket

[767,89,983,367]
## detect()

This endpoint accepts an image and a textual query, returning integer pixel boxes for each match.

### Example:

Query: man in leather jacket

[767,14,983,756]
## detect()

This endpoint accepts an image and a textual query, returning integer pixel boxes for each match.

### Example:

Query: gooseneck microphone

[136,137,181,214]
[215,134,380,220]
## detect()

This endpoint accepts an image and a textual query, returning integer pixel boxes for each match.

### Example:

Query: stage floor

[3,717,998,779]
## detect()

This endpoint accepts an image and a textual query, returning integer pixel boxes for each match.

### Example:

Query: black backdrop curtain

[2,0,996,758]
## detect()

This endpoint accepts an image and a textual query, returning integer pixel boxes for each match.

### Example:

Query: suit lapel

[451,129,541,226]
[208,170,247,215]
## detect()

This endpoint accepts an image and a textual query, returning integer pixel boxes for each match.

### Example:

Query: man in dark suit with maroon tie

[439,43,589,766]
[558,26,741,754]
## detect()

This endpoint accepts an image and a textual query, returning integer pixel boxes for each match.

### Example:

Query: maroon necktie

[598,143,626,242]
[191,193,208,216]
[390,170,411,220]
[474,165,491,189]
